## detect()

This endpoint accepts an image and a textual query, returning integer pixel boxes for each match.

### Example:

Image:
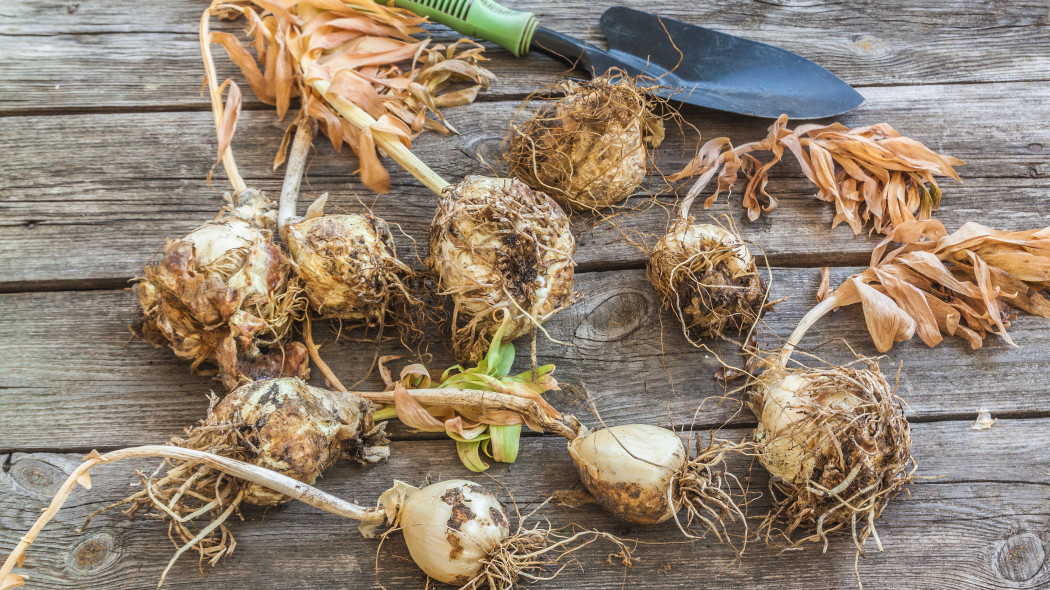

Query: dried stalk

[0,446,381,589]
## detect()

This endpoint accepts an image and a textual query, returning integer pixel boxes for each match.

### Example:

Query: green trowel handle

[391,0,537,57]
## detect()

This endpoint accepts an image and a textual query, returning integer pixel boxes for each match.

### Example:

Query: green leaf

[488,424,521,463]
[372,405,399,422]
[440,364,465,382]
[456,439,490,472]
[491,341,515,377]
[481,319,515,377]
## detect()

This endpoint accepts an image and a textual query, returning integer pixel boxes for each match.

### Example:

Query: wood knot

[575,289,650,343]
[852,36,888,56]
[65,533,117,574]
[994,532,1046,583]
[458,135,503,166]
[8,458,66,497]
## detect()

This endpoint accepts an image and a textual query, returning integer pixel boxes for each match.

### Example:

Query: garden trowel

[391,1,864,118]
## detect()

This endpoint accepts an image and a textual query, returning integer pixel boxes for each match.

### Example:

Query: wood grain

[3,0,1050,587]
[2,0,1049,113]
[3,267,1050,451]
[2,83,1048,289]
[1,418,1047,589]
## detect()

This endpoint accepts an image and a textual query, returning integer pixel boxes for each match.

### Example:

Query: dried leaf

[672,114,963,235]
[215,79,243,164]
[392,383,446,432]
[209,0,493,192]
[75,470,93,490]
[816,267,831,302]
[825,221,1050,350]
[1,575,26,590]
[844,278,916,352]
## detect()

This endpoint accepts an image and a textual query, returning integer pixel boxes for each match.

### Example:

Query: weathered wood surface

[2,83,1049,289]
[3,0,1050,587]
[2,418,1049,589]
[3,267,1050,452]
[2,0,1049,113]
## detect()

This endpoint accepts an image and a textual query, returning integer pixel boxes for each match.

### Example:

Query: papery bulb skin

[182,377,387,506]
[648,220,766,343]
[133,190,306,389]
[399,479,511,585]
[568,424,687,525]
[428,175,576,363]
[506,76,664,211]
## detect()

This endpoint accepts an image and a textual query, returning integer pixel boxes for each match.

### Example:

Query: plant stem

[303,315,348,392]
[199,9,247,195]
[353,387,578,441]
[0,446,381,586]
[278,117,314,235]
[678,141,762,220]
[309,79,449,196]
[776,293,841,369]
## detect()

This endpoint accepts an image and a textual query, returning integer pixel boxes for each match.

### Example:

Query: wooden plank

[2,0,1050,113]
[3,267,1050,451]
[1,417,1047,588]
[2,84,1048,288]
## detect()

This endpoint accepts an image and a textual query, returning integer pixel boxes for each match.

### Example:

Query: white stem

[678,142,759,220]
[309,79,449,196]
[776,293,841,369]
[199,9,246,195]
[278,118,314,235]
[1,445,381,585]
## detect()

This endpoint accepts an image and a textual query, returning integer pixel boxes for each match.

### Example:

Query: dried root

[749,361,916,552]
[504,73,666,211]
[648,219,769,344]
[87,379,388,582]
[462,525,632,590]
[428,176,577,363]
[671,435,750,548]
[133,190,309,390]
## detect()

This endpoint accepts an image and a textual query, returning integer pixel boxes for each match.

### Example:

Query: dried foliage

[820,219,1050,351]
[209,0,494,192]
[504,74,666,211]
[428,176,577,363]
[284,196,427,338]
[86,379,387,582]
[749,361,915,552]
[670,114,963,236]
[648,219,768,343]
[133,190,309,390]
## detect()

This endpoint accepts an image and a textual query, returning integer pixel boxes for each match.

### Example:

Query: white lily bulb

[568,424,687,525]
[399,479,510,585]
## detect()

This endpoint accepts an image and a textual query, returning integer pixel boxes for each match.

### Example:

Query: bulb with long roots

[746,300,916,552]
[0,376,387,587]
[133,11,308,390]
[647,217,770,345]
[504,73,666,211]
[428,175,577,363]
[276,119,427,339]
